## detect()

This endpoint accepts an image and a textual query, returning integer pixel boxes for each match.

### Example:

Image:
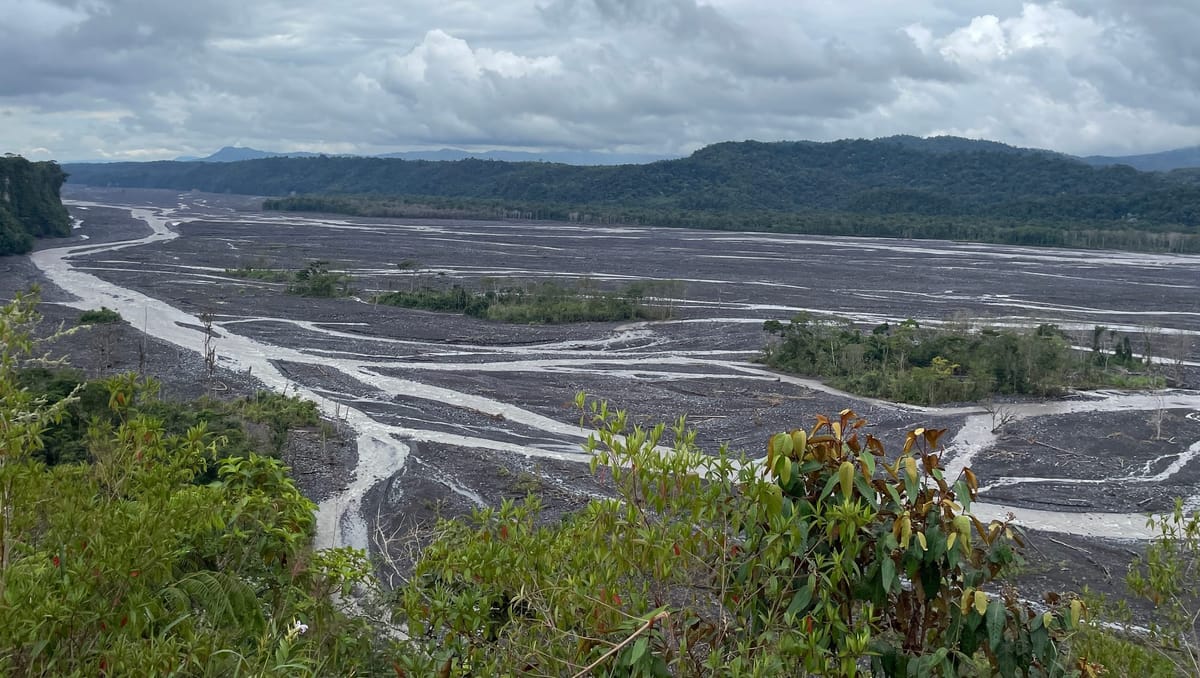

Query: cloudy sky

[3,0,1198,162]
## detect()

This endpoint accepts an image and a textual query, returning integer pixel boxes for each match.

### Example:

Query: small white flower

[293,619,309,635]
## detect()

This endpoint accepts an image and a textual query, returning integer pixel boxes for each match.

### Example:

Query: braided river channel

[32,188,1200,554]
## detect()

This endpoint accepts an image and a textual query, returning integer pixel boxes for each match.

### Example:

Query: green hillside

[64,137,1200,252]
[0,155,72,254]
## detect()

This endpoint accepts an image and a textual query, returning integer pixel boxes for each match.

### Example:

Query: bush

[78,306,123,324]
[20,370,326,472]
[1120,500,1200,674]
[237,390,324,453]
[0,292,383,676]
[286,261,354,297]
[392,398,1081,676]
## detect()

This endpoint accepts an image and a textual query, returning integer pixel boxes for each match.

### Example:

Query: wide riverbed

[33,187,1200,549]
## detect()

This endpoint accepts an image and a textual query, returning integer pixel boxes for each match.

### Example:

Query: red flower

[52,556,59,568]
[129,570,140,578]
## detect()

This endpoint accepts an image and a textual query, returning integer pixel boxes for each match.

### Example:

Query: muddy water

[33,194,1200,545]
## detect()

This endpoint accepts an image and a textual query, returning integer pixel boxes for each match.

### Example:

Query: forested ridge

[65,136,1200,252]
[0,156,72,254]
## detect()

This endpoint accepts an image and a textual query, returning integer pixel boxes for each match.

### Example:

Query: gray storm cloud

[1,0,1197,160]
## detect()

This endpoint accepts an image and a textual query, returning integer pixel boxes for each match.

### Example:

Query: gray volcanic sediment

[21,185,1200,605]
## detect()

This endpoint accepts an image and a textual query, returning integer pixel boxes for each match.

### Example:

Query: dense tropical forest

[0,156,72,254]
[64,136,1200,252]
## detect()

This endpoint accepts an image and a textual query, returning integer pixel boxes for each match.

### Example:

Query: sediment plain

[16,185,1200,605]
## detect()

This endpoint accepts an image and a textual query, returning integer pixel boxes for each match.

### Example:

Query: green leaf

[629,636,649,666]
[799,460,823,474]
[1031,625,1049,661]
[986,599,1005,651]
[919,562,941,601]
[786,581,813,618]
[955,479,973,513]
[861,452,876,477]
[854,474,879,509]
[820,473,840,501]
[998,643,1017,678]
[763,483,783,518]
[884,482,903,509]
[881,557,896,596]
[772,432,793,457]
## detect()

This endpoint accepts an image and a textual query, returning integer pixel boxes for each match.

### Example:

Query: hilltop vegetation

[0,155,71,254]
[65,137,1200,253]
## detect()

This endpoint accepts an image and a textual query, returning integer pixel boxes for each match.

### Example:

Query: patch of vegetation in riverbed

[761,313,1165,405]
[373,278,680,324]
[77,306,123,324]
[223,264,292,282]
[225,259,353,297]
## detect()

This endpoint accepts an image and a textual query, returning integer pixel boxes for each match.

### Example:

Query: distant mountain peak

[1082,145,1200,172]
[172,146,675,166]
[173,146,321,162]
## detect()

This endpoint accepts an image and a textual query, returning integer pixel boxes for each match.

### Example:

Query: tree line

[63,137,1200,253]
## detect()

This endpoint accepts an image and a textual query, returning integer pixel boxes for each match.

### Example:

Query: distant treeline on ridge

[0,156,72,255]
[64,137,1200,253]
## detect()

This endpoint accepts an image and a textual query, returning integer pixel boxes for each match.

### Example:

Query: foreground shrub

[0,292,381,676]
[19,368,325,469]
[1124,500,1200,674]
[392,398,1082,676]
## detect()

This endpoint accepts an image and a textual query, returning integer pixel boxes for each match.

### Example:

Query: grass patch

[1070,626,1179,677]
[374,279,680,324]
[761,314,1165,405]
